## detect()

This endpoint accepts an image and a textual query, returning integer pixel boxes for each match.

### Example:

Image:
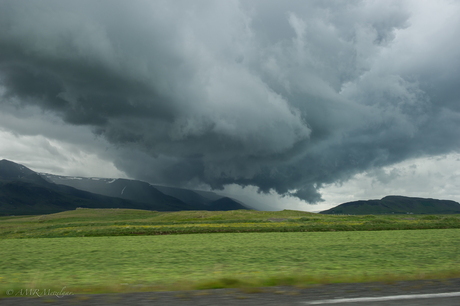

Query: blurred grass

[0,229,459,296]
[1,209,459,296]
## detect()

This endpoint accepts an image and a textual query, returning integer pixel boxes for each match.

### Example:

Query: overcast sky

[1,0,460,211]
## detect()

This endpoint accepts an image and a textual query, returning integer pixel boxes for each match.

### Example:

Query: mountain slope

[0,159,36,180]
[43,175,208,211]
[207,197,248,211]
[0,159,55,188]
[0,180,158,215]
[44,174,250,211]
[154,185,221,207]
[0,160,187,215]
[1,159,250,214]
[320,195,460,215]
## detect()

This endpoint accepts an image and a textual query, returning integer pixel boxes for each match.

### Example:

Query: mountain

[148,186,247,211]
[320,195,460,215]
[0,159,36,181]
[0,160,165,215]
[42,174,201,211]
[207,197,248,211]
[41,167,250,211]
[0,159,250,215]
[157,184,275,211]
[154,185,223,207]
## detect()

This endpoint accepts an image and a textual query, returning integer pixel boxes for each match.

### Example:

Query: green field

[0,209,459,296]
[0,229,459,295]
[0,209,459,238]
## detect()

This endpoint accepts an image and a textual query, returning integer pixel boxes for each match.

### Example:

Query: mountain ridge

[320,195,460,214]
[0,160,164,215]
[43,174,248,211]
[0,159,248,215]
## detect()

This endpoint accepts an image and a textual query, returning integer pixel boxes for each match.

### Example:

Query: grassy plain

[0,209,459,296]
[0,209,459,238]
[0,230,459,295]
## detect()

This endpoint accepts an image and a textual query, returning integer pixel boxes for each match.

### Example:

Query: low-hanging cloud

[1,0,460,203]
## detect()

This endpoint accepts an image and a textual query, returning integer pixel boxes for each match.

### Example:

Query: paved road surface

[1,278,459,305]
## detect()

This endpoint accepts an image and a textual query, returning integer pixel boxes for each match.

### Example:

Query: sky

[1,0,460,211]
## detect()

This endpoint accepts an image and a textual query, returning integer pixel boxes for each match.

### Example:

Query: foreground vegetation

[0,208,459,238]
[0,209,459,296]
[0,229,459,296]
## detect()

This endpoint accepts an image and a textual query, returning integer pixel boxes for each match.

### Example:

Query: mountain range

[2,159,460,216]
[320,195,460,215]
[0,159,248,216]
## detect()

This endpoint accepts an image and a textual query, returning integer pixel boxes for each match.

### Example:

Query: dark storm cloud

[1,0,460,203]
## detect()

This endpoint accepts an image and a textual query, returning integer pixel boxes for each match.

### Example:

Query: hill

[320,195,460,215]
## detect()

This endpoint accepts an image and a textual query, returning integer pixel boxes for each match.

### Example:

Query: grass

[0,209,459,238]
[0,229,459,296]
[0,209,459,296]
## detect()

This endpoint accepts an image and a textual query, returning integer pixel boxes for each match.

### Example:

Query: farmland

[0,209,459,296]
[0,209,459,238]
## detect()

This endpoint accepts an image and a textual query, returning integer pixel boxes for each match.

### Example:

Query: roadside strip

[305,291,460,304]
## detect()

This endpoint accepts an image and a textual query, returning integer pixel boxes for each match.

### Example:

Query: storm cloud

[1,0,460,203]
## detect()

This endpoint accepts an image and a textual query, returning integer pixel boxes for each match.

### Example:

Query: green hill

[320,196,460,215]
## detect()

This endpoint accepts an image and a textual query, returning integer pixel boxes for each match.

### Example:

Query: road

[1,278,459,305]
